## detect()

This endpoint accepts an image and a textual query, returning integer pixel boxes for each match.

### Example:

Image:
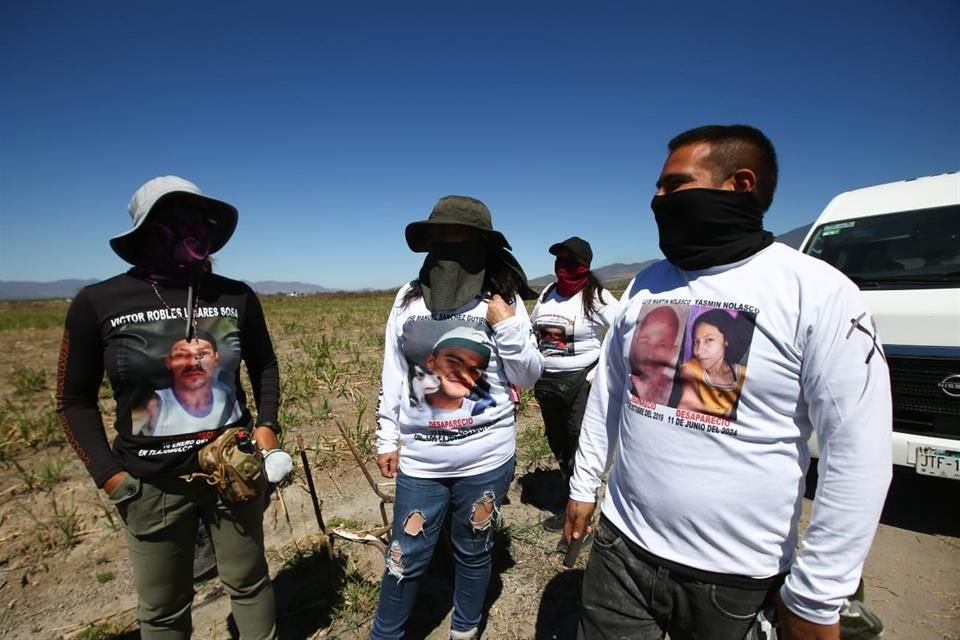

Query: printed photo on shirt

[674,306,756,420]
[534,314,575,357]
[628,304,688,406]
[126,321,243,437]
[401,319,496,422]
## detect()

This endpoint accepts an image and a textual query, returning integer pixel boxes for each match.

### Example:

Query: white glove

[262,449,293,484]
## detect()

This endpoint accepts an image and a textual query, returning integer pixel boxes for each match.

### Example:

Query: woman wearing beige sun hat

[56,176,289,639]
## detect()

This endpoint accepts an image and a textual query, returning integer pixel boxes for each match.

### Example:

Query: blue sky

[2,1,958,289]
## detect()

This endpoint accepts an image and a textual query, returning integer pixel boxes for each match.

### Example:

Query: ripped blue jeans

[371,456,515,640]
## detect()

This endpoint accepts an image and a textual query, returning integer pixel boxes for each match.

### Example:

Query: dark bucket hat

[549,236,593,265]
[405,195,511,252]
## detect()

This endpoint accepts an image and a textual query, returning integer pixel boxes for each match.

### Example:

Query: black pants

[579,516,779,640]
[534,367,592,492]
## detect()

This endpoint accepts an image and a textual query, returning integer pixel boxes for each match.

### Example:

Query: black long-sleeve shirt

[56,270,280,487]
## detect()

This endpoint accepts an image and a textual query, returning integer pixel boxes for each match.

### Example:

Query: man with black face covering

[564,125,892,640]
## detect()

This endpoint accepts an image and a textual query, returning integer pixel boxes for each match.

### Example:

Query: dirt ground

[0,305,958,640]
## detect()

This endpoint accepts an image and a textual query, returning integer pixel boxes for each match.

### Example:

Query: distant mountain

[775,223,812,249]
[529,260,658,290]
[593,260,660,284]
[249,281,334,295]
[4,226,812,301]
[527,224,812,292]
[0,279,99,300]
[0,279,332,301]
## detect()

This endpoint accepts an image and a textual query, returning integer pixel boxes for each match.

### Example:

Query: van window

[804,205,960,288]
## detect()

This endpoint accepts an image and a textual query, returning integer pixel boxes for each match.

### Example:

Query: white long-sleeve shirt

[530,284,618,374]
[570,242,892,625]
[376,284,543,478]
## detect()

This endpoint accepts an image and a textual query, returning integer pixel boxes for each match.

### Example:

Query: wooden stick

[334,421,393,528]
[296,434,326,534]
[275,484,293,532]
[56,605,137,639]
[335,421,392,503]
[562,536,583,568]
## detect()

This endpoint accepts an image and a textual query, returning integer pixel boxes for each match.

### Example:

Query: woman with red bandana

[530,236,618,533]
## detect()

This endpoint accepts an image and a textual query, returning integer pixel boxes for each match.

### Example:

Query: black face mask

[419,241,487,313]
[650,189,774,270]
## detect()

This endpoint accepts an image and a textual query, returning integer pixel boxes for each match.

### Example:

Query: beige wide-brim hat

[110,175,238,265]
[405,195,510,252]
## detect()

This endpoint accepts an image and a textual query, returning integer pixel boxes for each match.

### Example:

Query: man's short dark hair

[668,124,779,212]
[170,328,219,353]
[192,328,218,352]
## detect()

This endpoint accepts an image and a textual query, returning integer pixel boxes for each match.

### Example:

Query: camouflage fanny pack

[182,427,267,503]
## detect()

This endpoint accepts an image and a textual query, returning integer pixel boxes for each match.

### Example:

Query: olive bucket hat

[110,175,239,265]
[405,195,511,252]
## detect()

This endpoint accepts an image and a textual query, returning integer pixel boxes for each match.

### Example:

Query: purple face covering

[136,209,215,272]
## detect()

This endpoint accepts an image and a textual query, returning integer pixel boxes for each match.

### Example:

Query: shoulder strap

[540,281,556,300]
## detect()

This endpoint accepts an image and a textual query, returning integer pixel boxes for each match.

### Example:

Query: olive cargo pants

[110,474,277,639]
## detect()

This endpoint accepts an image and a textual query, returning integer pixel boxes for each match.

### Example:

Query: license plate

[914,446,960,480]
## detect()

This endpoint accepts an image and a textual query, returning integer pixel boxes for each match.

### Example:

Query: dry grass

[0,291,578,639]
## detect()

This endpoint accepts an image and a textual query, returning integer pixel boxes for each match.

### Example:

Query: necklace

[148,279,201,349]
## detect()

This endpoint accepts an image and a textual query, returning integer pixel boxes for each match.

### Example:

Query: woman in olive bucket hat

[371,195,543,640]
[56,176,291,639]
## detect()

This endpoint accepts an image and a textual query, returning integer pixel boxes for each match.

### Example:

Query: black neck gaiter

[651,189,774,270]
[419,241,487,313]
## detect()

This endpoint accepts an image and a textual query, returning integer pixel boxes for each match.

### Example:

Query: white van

[800,172,960,480]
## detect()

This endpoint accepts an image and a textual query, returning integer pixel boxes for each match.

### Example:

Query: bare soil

[0,303,957,640]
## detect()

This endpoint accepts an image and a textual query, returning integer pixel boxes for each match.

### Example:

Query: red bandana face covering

[554,260,590,297]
